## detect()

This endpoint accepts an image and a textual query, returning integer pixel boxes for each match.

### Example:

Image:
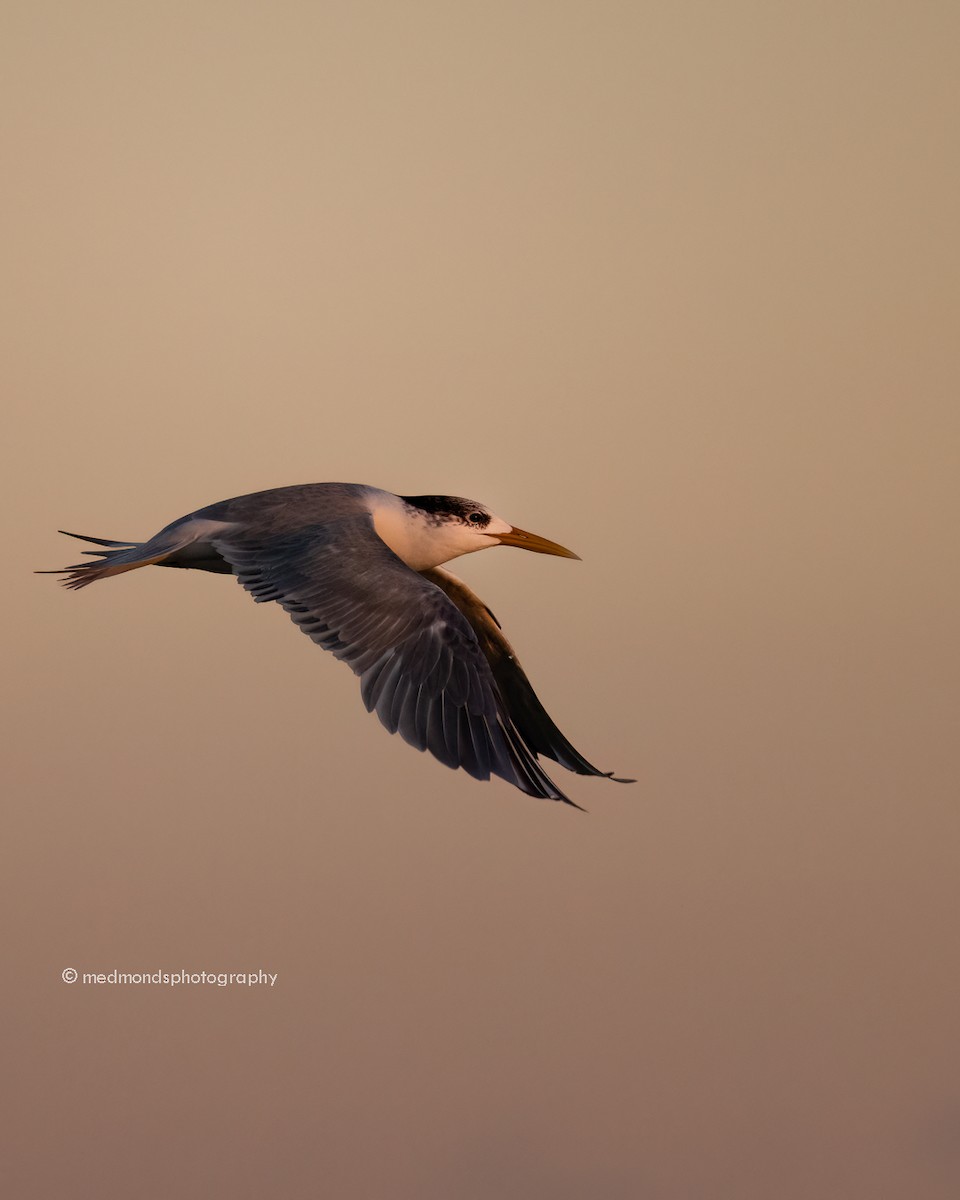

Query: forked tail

[37,531,177,589]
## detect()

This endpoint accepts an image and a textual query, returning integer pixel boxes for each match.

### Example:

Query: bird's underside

[42,485,631,808]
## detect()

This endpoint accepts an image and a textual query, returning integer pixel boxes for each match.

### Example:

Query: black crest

[401,495,490,528]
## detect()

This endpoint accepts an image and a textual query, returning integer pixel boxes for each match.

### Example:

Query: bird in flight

[42,483,631,808]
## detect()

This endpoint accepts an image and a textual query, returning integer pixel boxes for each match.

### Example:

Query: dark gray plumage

[42,482,632,808]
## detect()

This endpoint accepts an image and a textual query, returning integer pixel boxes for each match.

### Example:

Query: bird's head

[399,494,581,568]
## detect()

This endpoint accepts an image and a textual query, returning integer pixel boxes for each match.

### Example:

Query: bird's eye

[468,512,485,525]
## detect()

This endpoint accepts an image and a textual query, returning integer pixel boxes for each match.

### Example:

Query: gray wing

[212,516,581,806]
[421,567,632,783]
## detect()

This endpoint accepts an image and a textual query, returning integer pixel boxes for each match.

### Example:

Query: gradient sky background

[4,3,959,1197]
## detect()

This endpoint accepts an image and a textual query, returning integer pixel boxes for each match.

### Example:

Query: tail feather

[38,530,182,589]
[58,530,136,548]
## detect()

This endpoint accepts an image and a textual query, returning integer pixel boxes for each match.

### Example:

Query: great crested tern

[43,483,631,808]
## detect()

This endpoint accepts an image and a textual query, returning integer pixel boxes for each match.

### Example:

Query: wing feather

[213,516,583,805]
[421,566,633,785]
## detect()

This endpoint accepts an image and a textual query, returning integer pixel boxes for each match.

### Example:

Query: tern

[42,483,632,808]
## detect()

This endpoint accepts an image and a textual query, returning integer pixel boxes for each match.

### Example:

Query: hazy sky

[4,3,959,1197]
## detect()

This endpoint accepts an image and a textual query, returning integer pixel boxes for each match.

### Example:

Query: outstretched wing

[422,567,632,782]
[212,515,582,806]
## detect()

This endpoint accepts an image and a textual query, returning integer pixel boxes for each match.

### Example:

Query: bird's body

[44,483,631,808]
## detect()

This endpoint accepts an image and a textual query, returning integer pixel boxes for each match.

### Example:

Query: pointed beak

[496,525,581,560]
